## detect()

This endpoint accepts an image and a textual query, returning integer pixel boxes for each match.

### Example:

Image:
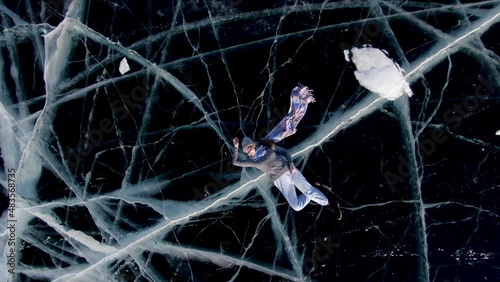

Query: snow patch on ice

[66,229,118,254]
[346,45,414,101]
[119,57,130,75]
[34,212,119,254]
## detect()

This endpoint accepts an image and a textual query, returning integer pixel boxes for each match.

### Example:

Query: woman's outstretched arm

[232,137,255,167]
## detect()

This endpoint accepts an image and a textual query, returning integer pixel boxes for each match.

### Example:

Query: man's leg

[273,172,311,211]
[290,170,329,206]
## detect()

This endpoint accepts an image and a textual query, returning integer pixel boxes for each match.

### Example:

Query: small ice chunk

[343,49,351,62]
[346,45,413,100]
[495,130,500,136]
[119,57,130,75]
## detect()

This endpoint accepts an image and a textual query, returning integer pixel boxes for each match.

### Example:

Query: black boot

[315,182,342,220]
[327,201,342,221]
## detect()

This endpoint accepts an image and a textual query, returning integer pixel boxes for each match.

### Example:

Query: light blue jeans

[273,170,329,211]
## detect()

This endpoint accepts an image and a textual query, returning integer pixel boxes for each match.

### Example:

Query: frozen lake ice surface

[0,1,499,282]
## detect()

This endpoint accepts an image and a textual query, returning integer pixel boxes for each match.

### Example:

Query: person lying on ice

[232,136,342,220]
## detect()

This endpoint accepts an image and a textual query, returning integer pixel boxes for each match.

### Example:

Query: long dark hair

[256,139,275,148]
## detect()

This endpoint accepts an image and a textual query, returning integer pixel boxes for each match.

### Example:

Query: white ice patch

[66,229,118,254]
[345,46,413,100]
[34,212,118,254]
[119,57,130,75]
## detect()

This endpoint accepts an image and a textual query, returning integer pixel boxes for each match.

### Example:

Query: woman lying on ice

[231,85,341,219]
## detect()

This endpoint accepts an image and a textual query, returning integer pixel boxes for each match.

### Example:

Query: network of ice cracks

[0,1,499,281]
